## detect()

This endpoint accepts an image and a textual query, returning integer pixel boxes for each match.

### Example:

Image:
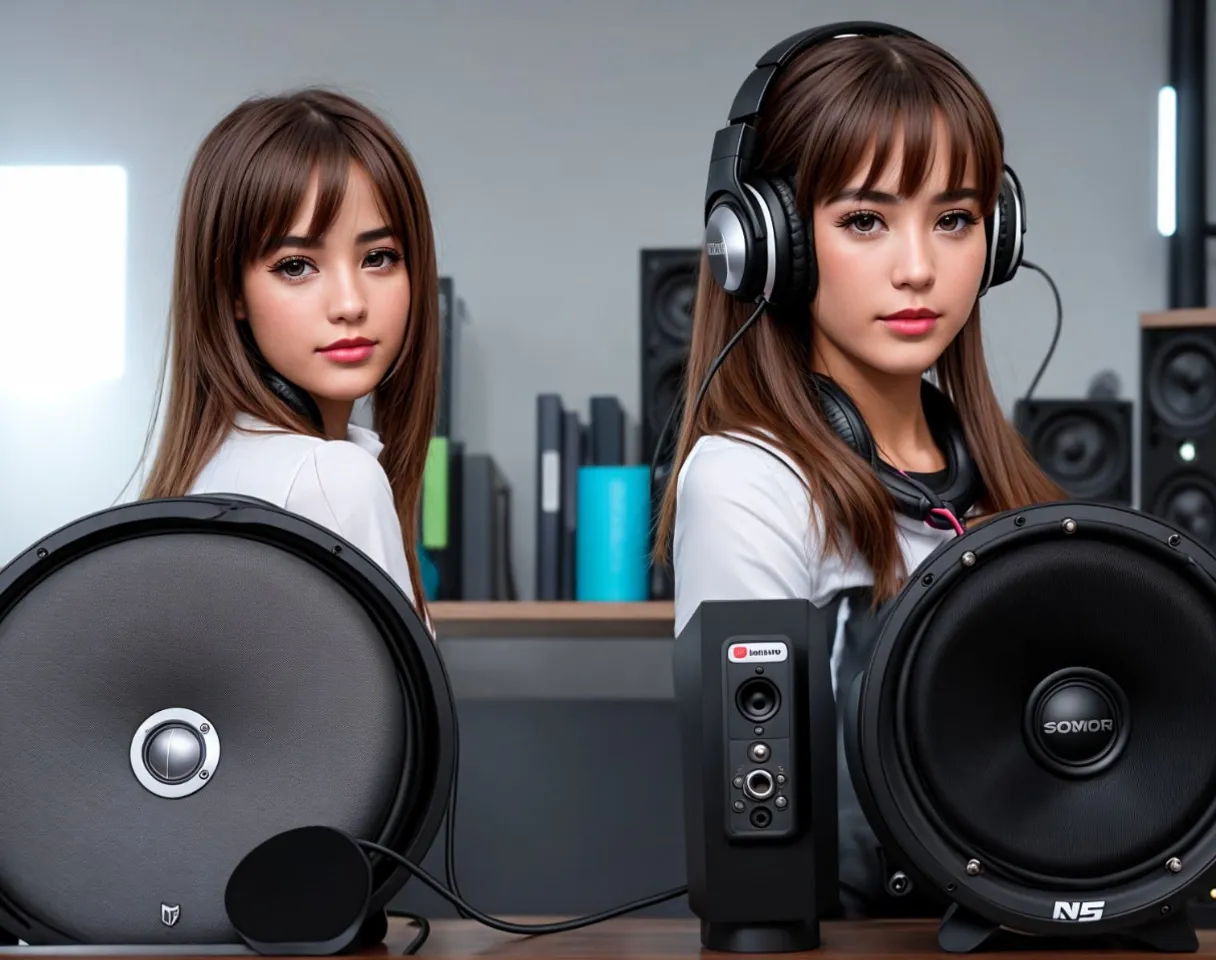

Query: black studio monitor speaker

[673,599,839,953]
[0,495,455,951]
[1014,397,1133,505]
[641,248,699,601]
[843,501,1216,953]
[1140,309,1216,548]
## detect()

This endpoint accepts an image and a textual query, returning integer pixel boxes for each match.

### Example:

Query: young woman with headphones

[137,89,438,620]
[654,22,1068,915]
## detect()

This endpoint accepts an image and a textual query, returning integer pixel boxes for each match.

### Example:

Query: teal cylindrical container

[576,465,650,602]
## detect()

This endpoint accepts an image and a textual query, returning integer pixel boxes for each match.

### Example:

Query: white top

[189,413,417,608]
[672,432,957,689]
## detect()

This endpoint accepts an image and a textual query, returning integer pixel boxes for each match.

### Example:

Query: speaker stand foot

[938,903,1000,953]
[701,920,820,953]
[345,909,388,953]
[1125,911,1199,953]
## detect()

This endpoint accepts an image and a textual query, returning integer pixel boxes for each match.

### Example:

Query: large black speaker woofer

[844,502,1216,953]
[0,495,455,948]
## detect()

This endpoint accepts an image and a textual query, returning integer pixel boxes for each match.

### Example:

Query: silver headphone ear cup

[705,200,751,296]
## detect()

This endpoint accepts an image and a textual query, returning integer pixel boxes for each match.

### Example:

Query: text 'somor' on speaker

[1013,398,1133,506]
[673,599,839,953]
[844,501,1216,953]
[0,495,456,949]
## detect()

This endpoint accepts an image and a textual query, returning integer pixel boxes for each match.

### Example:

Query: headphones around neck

[812,373,984,530]
[702,21,1026,314]
[237,322,326,432]
[696,22,1009,528]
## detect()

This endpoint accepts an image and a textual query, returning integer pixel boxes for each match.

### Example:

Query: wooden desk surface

[370,917,1216,960]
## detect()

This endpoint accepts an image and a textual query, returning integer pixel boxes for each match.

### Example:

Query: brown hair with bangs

[138,88,438,615]
[655,33,1066,606]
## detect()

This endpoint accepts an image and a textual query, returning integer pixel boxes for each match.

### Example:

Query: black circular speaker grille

[847,503,1216,938]
[902,537,1216,882]
[1028,411,1126,499]
[1148,336,1216,430]
[0,498,455,946]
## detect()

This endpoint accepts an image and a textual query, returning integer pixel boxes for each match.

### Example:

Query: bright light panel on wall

[0,165,127,393]
[1157,85,1177,237]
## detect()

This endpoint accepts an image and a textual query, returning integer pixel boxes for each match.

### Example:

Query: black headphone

[812,373,983,529]
[237,321,327,432]
[262,368,326,433]
[702,21,1026,313]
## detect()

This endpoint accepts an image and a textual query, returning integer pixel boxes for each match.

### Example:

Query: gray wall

[0,0,1170,587]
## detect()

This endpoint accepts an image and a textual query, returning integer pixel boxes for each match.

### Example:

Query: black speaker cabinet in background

[640,248,698,601]
[673,599,839,953]
[1140,309,1216,549]
[1013,398,1133,505]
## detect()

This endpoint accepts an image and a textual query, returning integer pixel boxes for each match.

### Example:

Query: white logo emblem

[1052,900,1104,922]
[161,903,181,927]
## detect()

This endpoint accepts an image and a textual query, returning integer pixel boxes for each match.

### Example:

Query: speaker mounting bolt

[1062,519,1077,534]
[961,551,976,567]
[1167,857,1183,873]
[965,859,983,876]
[1169,534,1182,547]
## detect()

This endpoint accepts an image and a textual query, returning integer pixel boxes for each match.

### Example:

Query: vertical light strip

[1158,85,1177,237]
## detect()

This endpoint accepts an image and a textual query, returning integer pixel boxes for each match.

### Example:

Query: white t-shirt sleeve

[285,441,418,609]
[672,437,812,636]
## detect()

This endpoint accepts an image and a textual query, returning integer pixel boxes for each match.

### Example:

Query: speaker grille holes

[736,678,780,723]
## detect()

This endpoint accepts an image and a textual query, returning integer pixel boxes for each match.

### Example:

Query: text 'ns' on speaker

[1141,309,1216,547]
[1014,399,1132,505]
[0,495,456,950]
[641,248,698,602]
[673,599,839,953]
[844,501,1216,953]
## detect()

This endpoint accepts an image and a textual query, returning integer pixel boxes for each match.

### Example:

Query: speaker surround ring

[0,495,457,946]
[846,501,1216,939]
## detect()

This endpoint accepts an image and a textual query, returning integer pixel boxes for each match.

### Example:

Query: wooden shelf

[428,601,674,638]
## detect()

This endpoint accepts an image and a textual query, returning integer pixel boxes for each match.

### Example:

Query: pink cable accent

[929,507,965,536]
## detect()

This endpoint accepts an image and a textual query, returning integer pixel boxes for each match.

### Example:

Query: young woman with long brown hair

[656,22,1067,916]
[139,89,438,619]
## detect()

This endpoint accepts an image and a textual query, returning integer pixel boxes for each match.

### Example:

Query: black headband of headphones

[704,21,991,238]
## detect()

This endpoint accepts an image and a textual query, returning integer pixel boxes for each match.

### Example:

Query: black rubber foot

[701,920,820,953]
[938,903,1000,953]
[345,909,388,953]
[938,902,1200,954]
[1124,911,1199,953]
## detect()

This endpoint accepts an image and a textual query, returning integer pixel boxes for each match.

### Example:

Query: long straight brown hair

[138,88,438,616]
[655,33,1066,605]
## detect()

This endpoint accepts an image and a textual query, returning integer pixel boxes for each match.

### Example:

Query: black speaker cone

[0,496,455,946]
[1030,412,1125,499]
[1148,337,1216,430]
[847,502,1216,945]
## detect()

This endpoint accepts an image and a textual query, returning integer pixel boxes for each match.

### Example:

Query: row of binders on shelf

[535,393,654,602]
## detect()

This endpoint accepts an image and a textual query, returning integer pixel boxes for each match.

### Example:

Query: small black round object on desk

[225,826,372,956]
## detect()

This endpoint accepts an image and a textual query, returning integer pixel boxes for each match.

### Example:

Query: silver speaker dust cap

[130,708,220,799]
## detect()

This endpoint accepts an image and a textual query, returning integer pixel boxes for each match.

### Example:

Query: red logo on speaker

[727,642,788,663]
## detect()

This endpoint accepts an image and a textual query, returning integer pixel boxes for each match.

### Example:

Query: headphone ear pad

[768,177,811,308]
[225,826,372,956]
[812,373,876,466]
[981,166,1026,294]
